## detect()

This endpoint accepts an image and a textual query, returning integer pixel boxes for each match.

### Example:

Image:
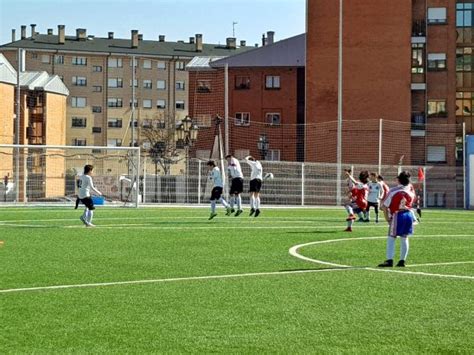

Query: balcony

[412,20,426,43]
[411,112,426,135]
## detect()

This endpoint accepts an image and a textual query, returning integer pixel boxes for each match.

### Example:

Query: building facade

[188,33,305,162]
[0,25,250,150]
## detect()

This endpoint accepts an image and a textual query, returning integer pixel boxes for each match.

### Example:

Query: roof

[211,33,305,68]
[1,35,253,58]
[0,54,69,96]
[186,56,226,70]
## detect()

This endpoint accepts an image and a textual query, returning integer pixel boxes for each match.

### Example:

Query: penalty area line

[0,268,352,294]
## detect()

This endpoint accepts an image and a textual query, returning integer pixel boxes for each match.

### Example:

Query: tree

[142,122,180,176]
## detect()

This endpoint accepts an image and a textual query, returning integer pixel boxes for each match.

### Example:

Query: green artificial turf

[0,207,473,353]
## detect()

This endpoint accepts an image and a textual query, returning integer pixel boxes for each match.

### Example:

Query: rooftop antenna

[232,21,238,37]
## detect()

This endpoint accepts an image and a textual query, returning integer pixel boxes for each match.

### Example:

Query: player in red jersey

[344,170,369,232]
[378,171,416,267]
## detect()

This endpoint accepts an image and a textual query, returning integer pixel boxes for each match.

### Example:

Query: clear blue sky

[0,0,306,45]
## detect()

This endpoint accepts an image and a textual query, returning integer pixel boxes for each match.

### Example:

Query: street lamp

[257,134,269,160]
[176,116,198,203]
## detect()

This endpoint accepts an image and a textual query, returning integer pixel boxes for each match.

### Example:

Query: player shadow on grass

[279,266,363,272]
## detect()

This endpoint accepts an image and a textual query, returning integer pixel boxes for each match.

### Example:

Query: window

[456,92,473,116]
[71,117,87,128]
[72,76,87,86]
[130,120,138,127]
[412,43,424,73]
[176,61,185,70]
[235,112,250,126]
[92,106,102,113]
[108,78,123,88]
[142,142,151,149]
[197,80,211,93]
[428,7,447,24]
[142,119,152,128]
[266,149,280,161]
[72,56,87,65]
[143,80,152,89]
[54,55,64,64]
[428,53,447,71]
[93,85,102,92]
[428,100,447,117]
[31,53,38,59]
[195,114,212,127]
[427,146,446,163]
[92,127,102,133]
[107,139,122,147]
[143,59,152,69]
[143,99,152,109]
[108,58,123,68]
[457,3,473,27]
[108,98,123,108]
[157,80,166,90]
[176,81,185,90]
[41,54,50,64]
[156,121,166,129]
[235,76,250,89]
[73,138,87,146]
[266,112,281,125]
[108,118,123,128]
[71,97,86,108]
[157,99,166,109]
[129,58,138,67]
[129,99,138,108]
[157,61,166,69]
[93,65,102,72]
[130,79,138,88]
[265,75,280,89]
[175,100,185,110]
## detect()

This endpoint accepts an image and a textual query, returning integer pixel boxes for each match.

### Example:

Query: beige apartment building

[0,25,251,151]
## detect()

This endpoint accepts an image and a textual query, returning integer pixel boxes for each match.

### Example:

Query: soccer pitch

[0,207,473,353]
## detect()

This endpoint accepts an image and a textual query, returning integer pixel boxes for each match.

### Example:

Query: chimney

[11,29,16,42]
[195,33,203,52]
[21,25,27,40]
[261,33,267,46]
[267,31,275,45]
[47,28,53,35]
[226,37,236,49]
[76,28,87,41]
[108,32,114,39]
[159,35,165,42]
[255,43,259,47]
[189,37,195,44]
[58,25,65,44]
[240,40,246,47]
[138,34,143,41]
[30,24,37,39]
[131,30,138,48]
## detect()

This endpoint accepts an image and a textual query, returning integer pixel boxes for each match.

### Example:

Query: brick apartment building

[0,53,69,200]
[0,25,251,150]
[187,33,305,161]
[306,0,467,167]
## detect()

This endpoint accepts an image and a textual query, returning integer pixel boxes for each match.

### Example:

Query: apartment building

[306,0,466,168]
[0,53,69,200]
[0,25,251,149]
[187,33,305,162]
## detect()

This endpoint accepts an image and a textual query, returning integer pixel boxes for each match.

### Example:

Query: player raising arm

[244,155,263,217]
[207,160,231,220]
[344,170,369,232]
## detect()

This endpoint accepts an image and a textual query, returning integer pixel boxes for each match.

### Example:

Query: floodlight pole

[336,0,344,206]
[224,63,229,155]
[15,48,21,203]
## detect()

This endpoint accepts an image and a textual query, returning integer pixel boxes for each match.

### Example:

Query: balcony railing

[412,19,426,37]
[411,112,426,130]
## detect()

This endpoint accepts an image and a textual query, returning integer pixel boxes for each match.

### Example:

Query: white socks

[400,237,409,261]
[211,200,216,213]
[250,195,256,209]
[345,205,353,215]
[386,236,396,260]
[237,195,242,209]
[219,197,229,208]
[256,197,260,209]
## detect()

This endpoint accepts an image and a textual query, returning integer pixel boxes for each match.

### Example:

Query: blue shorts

[389,210,413,237]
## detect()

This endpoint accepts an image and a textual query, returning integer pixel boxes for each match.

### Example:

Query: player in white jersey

[365,172,383,223]
[77,165,102,227]
[207,160,231,220]
[226,154,244,216]
[244,156,263,217]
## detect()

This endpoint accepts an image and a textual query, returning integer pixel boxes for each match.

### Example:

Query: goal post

[0,144,140,207]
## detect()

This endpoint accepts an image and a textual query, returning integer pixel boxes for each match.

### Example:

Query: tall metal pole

[336,0,343,206]
[224,63,229,156]
[463,122,466,209]
[15,48,21,203]
[131,55,136,147]
[378,118,383,174]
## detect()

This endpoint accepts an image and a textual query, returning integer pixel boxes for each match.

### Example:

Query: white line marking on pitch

[289,235,474,281]
[408,261,474,267]
[0,268,351,294]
